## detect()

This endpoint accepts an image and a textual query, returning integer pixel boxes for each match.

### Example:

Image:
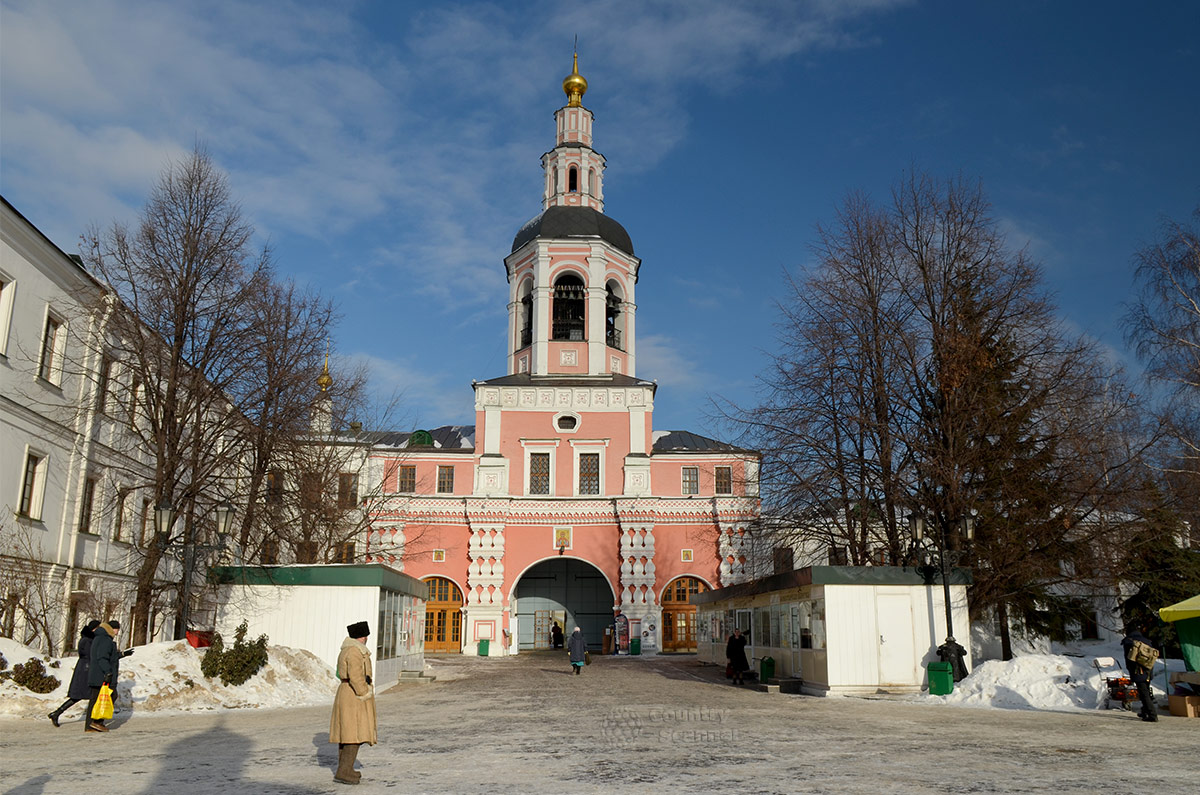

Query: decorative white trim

[559,349,578,366]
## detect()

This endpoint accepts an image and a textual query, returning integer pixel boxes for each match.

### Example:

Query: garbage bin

[478,639,490,657]
[760,656,776,683]
[927,661,953,695]
[630,638,641,655]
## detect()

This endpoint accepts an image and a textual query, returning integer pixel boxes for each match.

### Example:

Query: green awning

[1159,594,1200,623]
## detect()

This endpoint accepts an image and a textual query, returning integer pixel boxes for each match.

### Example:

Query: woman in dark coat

[567,627,587,675]
[47,620,101,727]
[84,620,121,733]
[726,628,749,685]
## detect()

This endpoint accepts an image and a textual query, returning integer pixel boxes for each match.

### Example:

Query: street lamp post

[908,511,974,681]
[176,501,236,639]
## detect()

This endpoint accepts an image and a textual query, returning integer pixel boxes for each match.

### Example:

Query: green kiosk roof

[210,563,428,600]
[691,565,973,606]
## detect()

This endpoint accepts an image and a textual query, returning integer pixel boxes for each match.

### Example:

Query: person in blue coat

[84,620,122,733]
[47,620,100,727]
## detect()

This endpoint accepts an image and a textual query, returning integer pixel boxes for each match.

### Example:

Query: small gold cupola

[562,51,587,107]
[317,348,333,392]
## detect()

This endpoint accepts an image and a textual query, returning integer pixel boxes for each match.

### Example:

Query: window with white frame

[78,476,98,534]
[437,465,455,494]
[0,273,14,357]
[39,313,66,384]
[397,465,416,493]
[112,489,130,543]
[138,498,151,546]
[96,355,114,414]
[578,452,600,495]
[682,466,699,495]
[18,451,47,519]
[715,466,733,495]
[529,451,551,495]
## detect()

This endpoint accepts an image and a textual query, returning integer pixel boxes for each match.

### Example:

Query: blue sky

[2,1,1197,437]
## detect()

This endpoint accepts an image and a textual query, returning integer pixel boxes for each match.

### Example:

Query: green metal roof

[690,565,973,606]
[210,563,428,600]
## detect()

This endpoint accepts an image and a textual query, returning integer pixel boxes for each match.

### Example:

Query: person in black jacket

[1121,624,1159,722]
[726,628,749,685]
[47,620,101,727]
[84,620,122,733]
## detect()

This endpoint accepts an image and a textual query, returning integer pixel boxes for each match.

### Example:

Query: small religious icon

[554,527,572,549]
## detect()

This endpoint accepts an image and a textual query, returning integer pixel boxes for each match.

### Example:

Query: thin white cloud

[2,0,906,292]
[348,352,475,430]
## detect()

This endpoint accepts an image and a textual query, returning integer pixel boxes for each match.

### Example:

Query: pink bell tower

[505,54,640,380]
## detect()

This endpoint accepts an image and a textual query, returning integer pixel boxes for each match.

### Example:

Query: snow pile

[924,640,1183,712]
[0,636,337,720]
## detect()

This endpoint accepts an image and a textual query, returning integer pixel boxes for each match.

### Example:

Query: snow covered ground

[0,635,1186,721]
[0,635,338,720]
[922,639,1186,713]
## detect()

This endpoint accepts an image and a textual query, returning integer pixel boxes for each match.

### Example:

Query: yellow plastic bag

[91,684,114,721]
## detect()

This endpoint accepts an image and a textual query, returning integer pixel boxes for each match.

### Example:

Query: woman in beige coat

[329,621,377,785]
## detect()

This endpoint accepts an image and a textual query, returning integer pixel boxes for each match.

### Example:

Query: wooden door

[660,577,708,652]
[534,610,552,649]
[424,577,463,653]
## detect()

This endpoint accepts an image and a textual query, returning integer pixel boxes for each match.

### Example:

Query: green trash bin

[760,656,776,683]
[478,639,489,657]
[927,661,953,695]
[630,637,641,655]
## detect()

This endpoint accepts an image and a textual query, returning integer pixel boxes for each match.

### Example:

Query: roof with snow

[362,425,475,450]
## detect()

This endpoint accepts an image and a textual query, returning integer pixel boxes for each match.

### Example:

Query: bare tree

[82,147,277,643]
[0,516,64,654]
[732,172,1149,658]
[1125,206,1200,479]
[736,194,911,565]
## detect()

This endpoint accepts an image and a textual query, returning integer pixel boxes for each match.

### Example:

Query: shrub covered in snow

[200,621,270,686]
[7,657,59,693]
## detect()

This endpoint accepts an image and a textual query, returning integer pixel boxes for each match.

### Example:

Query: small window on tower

[569,166,578,193]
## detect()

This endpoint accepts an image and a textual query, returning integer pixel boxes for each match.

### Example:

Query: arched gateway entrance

[513,558,614,651]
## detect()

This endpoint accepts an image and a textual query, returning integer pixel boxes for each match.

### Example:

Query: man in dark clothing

[85,620,122,733]
[726,628,749,685]
[551,622,564,649]
[1121,625,1158,722]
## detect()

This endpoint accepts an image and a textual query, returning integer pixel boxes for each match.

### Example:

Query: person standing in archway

[551,622,564,649]
[330,621,377,784]
[567,627,587,674]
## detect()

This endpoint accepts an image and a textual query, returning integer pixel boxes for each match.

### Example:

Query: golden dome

[562,52,587,107]
[317,350,333,392]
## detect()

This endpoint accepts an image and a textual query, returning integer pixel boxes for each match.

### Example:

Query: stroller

[1093,656,1138,710]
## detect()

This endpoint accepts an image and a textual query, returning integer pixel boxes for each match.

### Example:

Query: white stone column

[462,525,506,656]
[618,524,657,649]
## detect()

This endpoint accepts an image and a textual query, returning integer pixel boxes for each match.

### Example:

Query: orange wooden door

[424,577,463,653]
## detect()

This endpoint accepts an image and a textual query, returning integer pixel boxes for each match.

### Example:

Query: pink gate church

[363,57,761,655]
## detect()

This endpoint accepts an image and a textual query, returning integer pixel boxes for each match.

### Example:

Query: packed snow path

[3,652,1196,794]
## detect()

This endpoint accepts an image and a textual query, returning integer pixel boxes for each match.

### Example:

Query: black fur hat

[347,621,370,638]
